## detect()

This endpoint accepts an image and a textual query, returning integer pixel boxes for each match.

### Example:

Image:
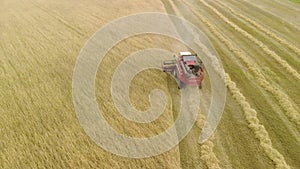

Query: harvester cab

[162,52,204,89]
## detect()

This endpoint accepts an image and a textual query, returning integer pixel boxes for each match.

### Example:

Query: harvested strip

[225,74,290,169]
[215,0,300,57]
[167,1,221,168]
[199,0,300,80]
[182,0,300,130]
[239,0,300,29]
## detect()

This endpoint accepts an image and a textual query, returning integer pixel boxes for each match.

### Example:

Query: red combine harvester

[162,52,204,89]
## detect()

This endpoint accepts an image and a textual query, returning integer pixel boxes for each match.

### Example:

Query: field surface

[1,0,299,168]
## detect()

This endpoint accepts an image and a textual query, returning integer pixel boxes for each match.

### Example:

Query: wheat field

[1,0,299,168]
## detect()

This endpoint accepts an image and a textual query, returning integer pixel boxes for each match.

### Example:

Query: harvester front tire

[178,81,183,89]
[173,69,177,78]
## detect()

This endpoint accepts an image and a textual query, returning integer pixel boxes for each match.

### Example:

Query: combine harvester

[162,52,204,89]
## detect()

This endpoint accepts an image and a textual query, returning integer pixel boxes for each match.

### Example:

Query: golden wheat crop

[1,0,299,168]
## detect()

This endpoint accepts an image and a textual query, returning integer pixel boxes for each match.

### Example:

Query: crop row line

[215,0,300,57]
[199,0,300,80]
[239,0,300,30]
[225,74,290,169]
[182,0,295,167]
[30,0,85,37]
[185,0,300,129]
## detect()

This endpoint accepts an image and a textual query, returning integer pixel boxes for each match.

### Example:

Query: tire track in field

[166,1,221,168]
[4,9,73,112]
[29,1,85,37]
[199,0,300,80]
[272,0,300,13]
[225,74,290,169]
[215,0,300,57]
[9,3,82,112]
[0,43,26,113]
[182,0,300,131]
[175,0,292,162]
[0,15,35,112]
[227,0,300,45]
[182,0,293,166]
[4,39,35,106]
[240,0,300,29]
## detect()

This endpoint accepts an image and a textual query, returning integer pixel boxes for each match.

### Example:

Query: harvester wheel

[178,81,183,89]
[199,82,202,89]
[173,69,177,78]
